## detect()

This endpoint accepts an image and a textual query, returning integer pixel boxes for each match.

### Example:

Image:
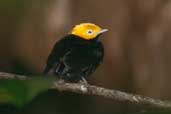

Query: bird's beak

[97,29,108,35]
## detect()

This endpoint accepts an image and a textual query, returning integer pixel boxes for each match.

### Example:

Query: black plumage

[44,34,104,82]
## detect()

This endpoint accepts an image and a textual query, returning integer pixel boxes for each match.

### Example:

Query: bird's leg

[79,77,88,85]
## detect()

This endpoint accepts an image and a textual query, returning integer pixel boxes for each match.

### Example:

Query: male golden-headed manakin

[44,23,108,83]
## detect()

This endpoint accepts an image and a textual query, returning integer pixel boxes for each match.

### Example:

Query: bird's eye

[87,29,93,35]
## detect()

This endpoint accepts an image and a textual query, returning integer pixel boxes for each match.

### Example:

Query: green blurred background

[1,0,171,114]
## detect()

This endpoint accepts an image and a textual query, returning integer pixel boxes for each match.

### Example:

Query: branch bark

[0,72,171,110]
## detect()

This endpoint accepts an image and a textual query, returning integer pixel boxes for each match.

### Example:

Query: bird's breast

[62,43,103,68]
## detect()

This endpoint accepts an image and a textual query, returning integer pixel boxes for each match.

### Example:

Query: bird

[43,23,108,83]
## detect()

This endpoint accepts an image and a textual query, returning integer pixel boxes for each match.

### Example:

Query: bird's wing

[43,36,72,74]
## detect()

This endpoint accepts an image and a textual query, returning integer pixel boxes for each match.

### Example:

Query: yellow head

[70,23,108,40]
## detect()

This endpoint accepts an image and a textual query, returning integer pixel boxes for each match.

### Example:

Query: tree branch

[0,72,171,109]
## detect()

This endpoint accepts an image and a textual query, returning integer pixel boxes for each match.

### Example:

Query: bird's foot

[79,77,88,85]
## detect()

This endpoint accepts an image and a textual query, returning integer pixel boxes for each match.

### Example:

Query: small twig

[0,72,27,80]
[0,72,171,109]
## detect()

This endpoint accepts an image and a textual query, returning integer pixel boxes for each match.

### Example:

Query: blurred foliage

[0,77,54,107]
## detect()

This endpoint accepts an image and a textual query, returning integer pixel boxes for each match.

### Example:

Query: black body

[44,34,104,82]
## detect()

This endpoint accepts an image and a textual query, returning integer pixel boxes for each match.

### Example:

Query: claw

[79,77,88,85]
